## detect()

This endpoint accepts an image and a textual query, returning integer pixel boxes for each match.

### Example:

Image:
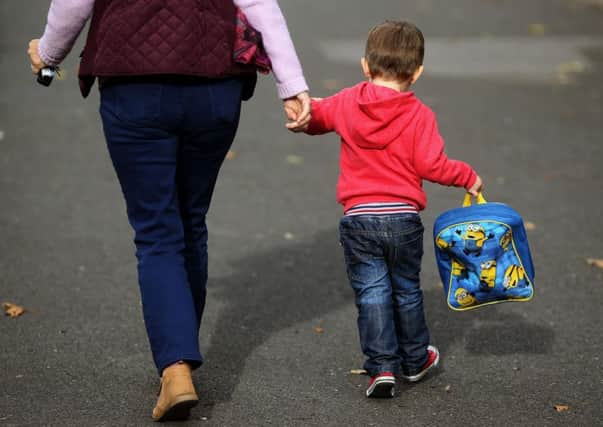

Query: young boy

[291,21,482,397]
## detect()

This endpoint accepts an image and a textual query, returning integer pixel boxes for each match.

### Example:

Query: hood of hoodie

[351,81,421,149]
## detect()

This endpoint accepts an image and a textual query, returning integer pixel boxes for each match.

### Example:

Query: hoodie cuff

[464,170,478,191]
[276,76,309,99]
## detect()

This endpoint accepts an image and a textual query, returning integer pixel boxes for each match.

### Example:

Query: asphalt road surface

[1,1,602,426]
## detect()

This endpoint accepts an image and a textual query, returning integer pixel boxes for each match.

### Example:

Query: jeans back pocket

[102,83,163,128]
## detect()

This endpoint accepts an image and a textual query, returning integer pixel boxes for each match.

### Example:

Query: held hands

[28,39,47,74]
[284,91,311,132]
[467,175,484,197]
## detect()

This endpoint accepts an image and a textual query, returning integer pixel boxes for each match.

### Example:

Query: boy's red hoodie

[307,81,477,212]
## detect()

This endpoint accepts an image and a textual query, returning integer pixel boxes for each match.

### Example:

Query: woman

[28,0,310,421]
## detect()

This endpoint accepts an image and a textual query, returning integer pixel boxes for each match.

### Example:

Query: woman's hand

[28,39,47,75]
[284,91,311,132]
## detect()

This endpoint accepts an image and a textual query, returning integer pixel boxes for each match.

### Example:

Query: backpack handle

[463,192,487,207]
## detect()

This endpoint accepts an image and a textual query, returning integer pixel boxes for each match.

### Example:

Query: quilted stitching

[81,0,239,81]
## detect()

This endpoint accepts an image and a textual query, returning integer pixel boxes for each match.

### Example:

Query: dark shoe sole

[155,399,198,422]
[366,379,396,398]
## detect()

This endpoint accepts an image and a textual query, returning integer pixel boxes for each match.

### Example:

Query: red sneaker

[400,345,440,382]
[366,372,395,398]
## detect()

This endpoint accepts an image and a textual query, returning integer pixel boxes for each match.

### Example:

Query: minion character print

[455,288,477,307]
[452,259,468,279]
[503,265,526,290]
[456,223,494,256]
[499,230,512,251]
[479,260,497,290]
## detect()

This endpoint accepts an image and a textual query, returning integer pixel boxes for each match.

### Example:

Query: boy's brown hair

[364,21,425,82]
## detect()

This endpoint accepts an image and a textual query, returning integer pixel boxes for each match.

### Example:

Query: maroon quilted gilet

[78,0,254,97]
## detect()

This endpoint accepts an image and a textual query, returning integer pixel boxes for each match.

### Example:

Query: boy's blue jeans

[99,77,243,375]
[339,213,430,377]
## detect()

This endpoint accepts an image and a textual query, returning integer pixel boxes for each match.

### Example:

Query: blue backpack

[433,193,535,311]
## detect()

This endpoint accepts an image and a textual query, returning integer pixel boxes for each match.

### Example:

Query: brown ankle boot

[152,361,199,422]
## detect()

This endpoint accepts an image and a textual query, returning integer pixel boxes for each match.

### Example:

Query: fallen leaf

[576,0,603,10]
[225,150,237,160]
[285,155,303,165]
[525,221,536,231]
[313,326,324,334]
[554,404,569,412]
[586,258,603,269]
[528,23,546,36]
[3,302,25,318]
[350,369,367,375]
[557,61,586,74]
[555,60,587,85]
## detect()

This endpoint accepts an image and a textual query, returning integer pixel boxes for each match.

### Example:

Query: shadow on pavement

[198,228,554,411]
[199,229,351,408]
[427,293,555,356]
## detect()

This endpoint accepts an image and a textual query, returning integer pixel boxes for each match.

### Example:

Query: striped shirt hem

[345,202,418,216]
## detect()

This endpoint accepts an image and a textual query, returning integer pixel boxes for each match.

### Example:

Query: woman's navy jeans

[99,77,243,375]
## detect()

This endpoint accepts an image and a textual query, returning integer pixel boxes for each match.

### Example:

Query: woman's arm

[37,0,95,66]
[31,0,311,128]
[34,0,309,93]
[234,0,308,100]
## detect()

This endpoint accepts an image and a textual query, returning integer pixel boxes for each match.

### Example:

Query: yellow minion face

[479,260,497,288]
[455,288,476,307]
[503,265,526,289]
[499,231,512,251]
[463,224,487,244]
[459,223,493,256]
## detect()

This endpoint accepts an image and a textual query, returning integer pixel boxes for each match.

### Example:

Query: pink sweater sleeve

[413,109,477,190]
[233,0,308,99]
[38,0,94,66]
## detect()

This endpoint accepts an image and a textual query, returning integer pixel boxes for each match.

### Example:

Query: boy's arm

[412,110,478,190]
[305,93,342,135]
